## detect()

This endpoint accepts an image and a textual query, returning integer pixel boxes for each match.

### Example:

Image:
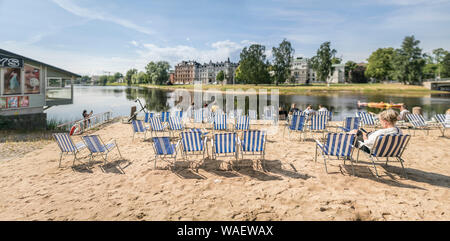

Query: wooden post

[412,106,422,115]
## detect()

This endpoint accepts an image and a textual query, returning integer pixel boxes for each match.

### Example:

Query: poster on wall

[3,68,22,95]
[19,96,29,107]
[0,97,6,109]
[6,96,18,108]
[24,65,40,94]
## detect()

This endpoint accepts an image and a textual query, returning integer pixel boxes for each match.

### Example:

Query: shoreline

[104,83,448,96]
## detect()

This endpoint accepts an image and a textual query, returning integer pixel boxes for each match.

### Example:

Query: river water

[45,85,450,123]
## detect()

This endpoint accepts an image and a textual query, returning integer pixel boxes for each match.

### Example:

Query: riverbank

[0,121,448,220]
[107,82,446,96]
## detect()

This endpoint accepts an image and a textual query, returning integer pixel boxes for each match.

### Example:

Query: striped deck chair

[152,137,180,170]
[212,132,238,170]
[235,115,250,131]
[160,111,170,123]
[168,116,184,135]
[193,109,203,124]
[180,131,208,171]
[144,112,155,124]
[315,133,356,175]
[338,117,361,132]
[213,113,228,132]
[53,133,87,167]
[263,106,276,122]
[248,110,258,120]
[173,110,183,119]
[356,134,411,178]
[149,117,168,138]
[239,130,266,169]
[82,135,122,165]
[284,114,307,141]
[435,114,450,136]
[405,113,431,135]
[131,119,149,140]
[307,114,328,140]
[357,112,377,129]
[317,110,333,121]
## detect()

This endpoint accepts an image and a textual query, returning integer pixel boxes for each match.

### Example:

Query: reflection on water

[45,85,450,123]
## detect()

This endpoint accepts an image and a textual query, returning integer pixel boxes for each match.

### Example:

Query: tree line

[114,35,449,86]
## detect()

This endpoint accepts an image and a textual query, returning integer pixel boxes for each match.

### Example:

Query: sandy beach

[0,120,449,221]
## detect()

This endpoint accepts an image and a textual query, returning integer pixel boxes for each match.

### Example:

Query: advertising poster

[19,96,29,107]
[0,97,6,109]
[3,68,22,95]
[24,65,40,94]
[6,96,18,108]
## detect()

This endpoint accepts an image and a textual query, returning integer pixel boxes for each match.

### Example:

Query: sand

[0,120,449,221]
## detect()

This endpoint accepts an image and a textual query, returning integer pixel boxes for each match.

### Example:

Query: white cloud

[137,40,245,66]
[52,0,155,35]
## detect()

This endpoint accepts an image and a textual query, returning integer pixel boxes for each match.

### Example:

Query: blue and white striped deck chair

[235,115,250,131]
[53,133,86,167]
[193,109,203,125]
[435,114,450,136]
[213,113,228,132]
[180,131,208,171]
[357,112,377,129]
[82,135,122,165]
[338,117,361,132]
[315,133,356,175]
[284,114,307,141]
[144,112,155,124]
[169,116,184,137]
[248,110,258,121]
[212,132,238,169]
[173,110,183,119]
[263,106,276,123]
[356,134,411,178]
[131,119,149,140]
[239,130,266,169]
[307,114,328,140]
[160,111,170,123]
[406,113,431,136]
[152,137,180,170]
[318,110,333,121]
[149,117,168,138]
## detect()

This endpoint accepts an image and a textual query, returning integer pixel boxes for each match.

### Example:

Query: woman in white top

[318,104,328,112]
[351,109,402,152]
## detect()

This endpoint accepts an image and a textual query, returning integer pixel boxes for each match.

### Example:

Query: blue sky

[1,0,449,75]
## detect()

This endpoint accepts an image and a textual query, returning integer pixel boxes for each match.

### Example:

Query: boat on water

[357,101,404,109]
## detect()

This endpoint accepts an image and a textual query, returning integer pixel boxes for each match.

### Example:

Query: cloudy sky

[1,0,449,75]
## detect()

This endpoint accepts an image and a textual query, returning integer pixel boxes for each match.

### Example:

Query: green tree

[441,52,450,78]
[350,65,368,83]
[216,70,225,83]
[344,61,358,82]
[432,48,449,78]
[125,69,138,85]
[145,61,171,85]
[391,35,426,85]
[272,39,295,85]
[234,65,243,83]
[365,47,395,82]
[114,72,123,82]
[309,41,337,85]
[238,44,271,85]
[99,75,108,86]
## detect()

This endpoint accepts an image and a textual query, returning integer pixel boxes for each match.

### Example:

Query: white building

[327,64,345,84]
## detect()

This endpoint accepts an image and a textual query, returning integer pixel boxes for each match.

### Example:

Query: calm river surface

[45,85,450,123]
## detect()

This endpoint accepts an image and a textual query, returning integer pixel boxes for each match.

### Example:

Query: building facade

[174,60,200,84]
[174,58,238,84]
[327,63,345,84]
[290,57,316,84]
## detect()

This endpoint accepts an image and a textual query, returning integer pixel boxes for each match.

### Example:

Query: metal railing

[56,111,113,134]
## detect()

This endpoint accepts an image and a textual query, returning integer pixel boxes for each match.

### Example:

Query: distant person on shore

[303,105,315,115]
[398,104,410,121]
[318,105,328,112]
[289,103,300,115]
[279,106,288,120]
[83,110,93,128]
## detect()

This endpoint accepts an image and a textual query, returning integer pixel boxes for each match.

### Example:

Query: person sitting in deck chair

[398,104,410,121]
[350,109,402,153]
[83,110,93,128]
